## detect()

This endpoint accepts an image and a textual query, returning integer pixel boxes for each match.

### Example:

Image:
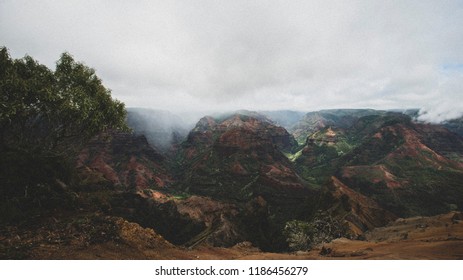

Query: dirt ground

[2,212,463,260]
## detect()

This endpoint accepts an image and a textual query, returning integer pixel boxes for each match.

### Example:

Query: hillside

[2,108,463,259]
[174,113,315,250]
[2,211,462,259]
[292,111,463,218]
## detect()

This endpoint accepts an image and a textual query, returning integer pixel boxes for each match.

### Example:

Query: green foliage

[1,48,128,154]
[0,47,128,198]
[284,149,303,162]
[283,220,314,251]
[284,211,345,251]
[334,140,353,155]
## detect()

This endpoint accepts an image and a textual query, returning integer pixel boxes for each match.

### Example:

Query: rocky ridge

[4,109,462,258]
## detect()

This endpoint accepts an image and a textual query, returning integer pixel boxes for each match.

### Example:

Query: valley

[2,108,463,259]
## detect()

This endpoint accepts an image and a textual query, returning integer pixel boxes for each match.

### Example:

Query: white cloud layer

[1,0,462,121]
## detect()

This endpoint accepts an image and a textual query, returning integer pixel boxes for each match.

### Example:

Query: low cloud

[418,69,463,123]
[1,0,462,120]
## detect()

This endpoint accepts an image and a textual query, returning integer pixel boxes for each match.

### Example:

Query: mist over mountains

[126,108,194,152]
[3,100,463,258]
[72,107,463,252]
[2,0,463,261]
[127,107,463,152]
[3,1,463,124]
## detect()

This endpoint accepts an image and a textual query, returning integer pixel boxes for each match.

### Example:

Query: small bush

[284,211,345,251]
[283,220,314,251]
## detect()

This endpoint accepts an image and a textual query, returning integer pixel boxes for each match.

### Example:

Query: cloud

[1,0,462,120]
[418,68,463,123]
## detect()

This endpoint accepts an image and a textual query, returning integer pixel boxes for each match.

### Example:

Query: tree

[0,47,128,196]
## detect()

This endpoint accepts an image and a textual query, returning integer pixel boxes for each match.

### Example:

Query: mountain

[176,112,318,250]
[292,111,463,218]
[76,131,174,191]
[323,176,397,236]
[76,109,463,250]
[289,109,389,144]
[178,113,305,200]
[338,121,463,217]
[75,113,317,251]
[4,107,463,258]
[443,117,463,137]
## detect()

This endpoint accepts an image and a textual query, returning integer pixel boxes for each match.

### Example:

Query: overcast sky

[1,0,462,121]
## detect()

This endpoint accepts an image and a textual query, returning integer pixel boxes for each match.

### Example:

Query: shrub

[284,211,345,251]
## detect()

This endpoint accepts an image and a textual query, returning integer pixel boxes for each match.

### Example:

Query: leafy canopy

[0,47,128,195]
[0,48,127,151]
[0,47,128,153]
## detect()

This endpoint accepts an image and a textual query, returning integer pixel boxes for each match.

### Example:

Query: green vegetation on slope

[0,47,129,223]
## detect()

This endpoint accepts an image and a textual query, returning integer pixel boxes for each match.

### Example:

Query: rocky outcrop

[175,113,315,250]
[327,176,396,237]
[294,111,463,218]
[76,131,173,191]
[73,109,463,253]
[179,113,311,204]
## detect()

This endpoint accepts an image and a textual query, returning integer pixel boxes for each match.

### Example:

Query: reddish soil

[2,212,462,260]
[342,165,402,189]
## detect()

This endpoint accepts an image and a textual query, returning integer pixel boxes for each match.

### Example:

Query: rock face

[340,122,463,217]
[175,113,316,250]
[327,176,397,236]
[293,111,463,218]
[71,109,463,253]
[443,116,463,137]
[76,131,173,191]
[290,109,387,143]
[179,113,310,205]
[174,195,248,247]
[0,213,175,260]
